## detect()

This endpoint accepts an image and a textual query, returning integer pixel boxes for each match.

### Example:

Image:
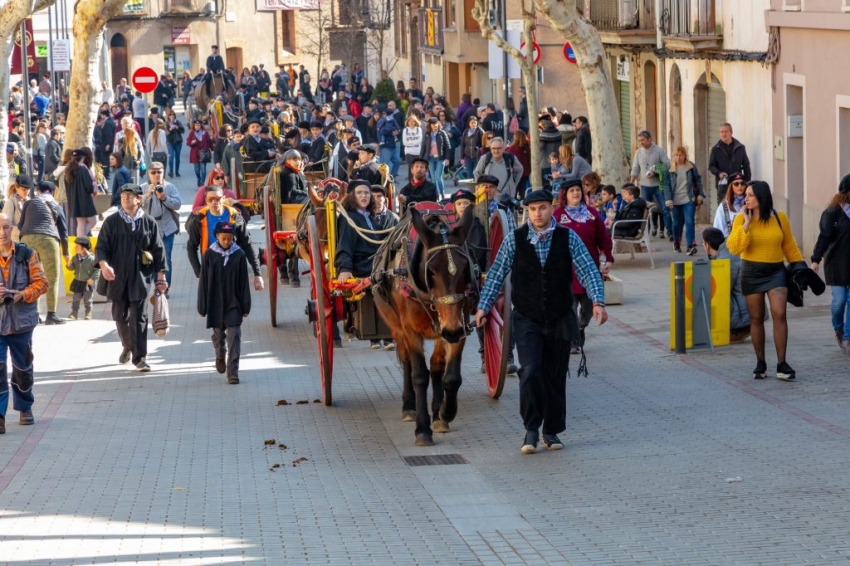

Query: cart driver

[204,45,231,98]
[336,180,383,283]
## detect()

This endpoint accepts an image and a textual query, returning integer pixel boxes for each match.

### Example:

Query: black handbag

[200,149,212,163]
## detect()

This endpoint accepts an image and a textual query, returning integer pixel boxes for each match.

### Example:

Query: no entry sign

[519,41,541,65]
[132,67,159,93]
[563,42,577,65]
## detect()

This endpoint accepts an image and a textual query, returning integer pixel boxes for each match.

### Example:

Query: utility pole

[19,21,34,179]
[501,0,509,141]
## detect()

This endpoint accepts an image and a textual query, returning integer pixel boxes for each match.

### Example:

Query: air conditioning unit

[618,0,638,28]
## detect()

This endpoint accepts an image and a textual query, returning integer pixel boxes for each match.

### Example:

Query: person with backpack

[473,136,524,205]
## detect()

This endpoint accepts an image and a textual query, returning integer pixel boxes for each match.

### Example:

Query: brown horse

[372,207,478,446]
[295,179,348,263]
[193,74,236,114]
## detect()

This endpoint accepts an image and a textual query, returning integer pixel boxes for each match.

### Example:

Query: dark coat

[786,261,826,308]
[243,135,273,173]
[812,206,850,286]
[575,125,592,164]
[420,129,451,161]
[198,245,251,328]
[399,179,438,205]
[68,169,98,218]
[467,216,488,271]
[335,208,380,277]
[110,166,133,208]
[186,205,259,277]
[279,167,310,203]
[461,127,483,161]
[101,118,117,153]
[354,160,383,186]
[708,137,751,186]
[95,211,166,302]
[613,197,647,238]
[44,139,62,175]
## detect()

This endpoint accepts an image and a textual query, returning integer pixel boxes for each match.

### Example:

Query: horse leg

[398,340,416,422]
[440,339,466,424]
[430,341,449,433]
[410,348,433,446]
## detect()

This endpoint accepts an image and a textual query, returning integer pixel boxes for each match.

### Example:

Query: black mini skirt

[741,260,786,295]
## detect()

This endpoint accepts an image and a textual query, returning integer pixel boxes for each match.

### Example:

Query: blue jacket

[110,166,133,208]
[378,117,399,150]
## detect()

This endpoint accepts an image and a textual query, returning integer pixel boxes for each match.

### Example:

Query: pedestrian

[18,180,70,325]
[116,120,145,183]
[197,221,252,385]
[702,228,751,343]
[663,146,705,255]
[141,162,181,289]
[0,213,49,433]
[401,115,424,166]
[109,152,133,209]
[64,149,98,238]
[43,128,63,179]
[422,117,451,199]
[187,120,213,187]
[460,115,483,181]
[810,174,850,354]
[573,116,592,165]
[67,236,99,320]
[165,110,184,178]
[708,123,751,203]
[505,131,532,198]
[553,179,614,351]
[474,136,523,206]
[712,172,747,237]
[726,181,803,381]
[132,91,147,138]
[474,189,607,454]
[3,175,31,241]
[96,183,168,372]
[629,130,671,240]
[146,119,169,175]
[186,186,263,291]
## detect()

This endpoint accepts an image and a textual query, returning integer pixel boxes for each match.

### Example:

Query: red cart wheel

[264,184,278,327]
[483,209,512,399]
[308,216,333,405]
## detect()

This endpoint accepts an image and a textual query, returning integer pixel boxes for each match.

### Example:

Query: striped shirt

[477,218,604,314]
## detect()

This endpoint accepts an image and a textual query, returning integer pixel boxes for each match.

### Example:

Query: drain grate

[402,454,470,467]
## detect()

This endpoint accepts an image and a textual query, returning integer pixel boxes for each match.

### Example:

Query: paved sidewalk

[1,142,849,564]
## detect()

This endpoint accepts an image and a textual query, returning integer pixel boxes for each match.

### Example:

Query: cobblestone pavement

[1,141,849,565]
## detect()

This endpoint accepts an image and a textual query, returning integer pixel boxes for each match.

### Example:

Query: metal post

[501,0,509,141]
[20,21,34,179]
[674,261,686,354]
[48,7,57,128]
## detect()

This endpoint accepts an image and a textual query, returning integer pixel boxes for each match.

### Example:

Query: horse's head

[410,206,475,344]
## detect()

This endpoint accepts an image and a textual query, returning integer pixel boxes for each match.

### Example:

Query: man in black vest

[475,189,607,454]
[204,45,227,98]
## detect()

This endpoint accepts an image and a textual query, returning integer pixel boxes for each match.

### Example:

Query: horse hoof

[432,420,450,433]
[402,410,416,422]
[415,433,434,447]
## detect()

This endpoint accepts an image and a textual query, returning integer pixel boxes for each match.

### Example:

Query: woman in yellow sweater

[727,181,803,381]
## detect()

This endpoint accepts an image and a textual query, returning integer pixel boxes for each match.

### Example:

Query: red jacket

[187,129,213,164]
[553,205,614,295]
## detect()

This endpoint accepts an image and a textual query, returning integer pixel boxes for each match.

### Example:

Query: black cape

[95,211,166,302]
[198,246,251,328]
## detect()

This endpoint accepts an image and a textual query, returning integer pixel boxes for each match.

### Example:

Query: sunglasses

[149,170,162,175]
[731,181,745,186]
[206,197,222,203]
[213,176,224,180]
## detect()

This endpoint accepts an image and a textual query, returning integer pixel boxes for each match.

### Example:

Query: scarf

[194,130,204,141]
[285,163,301,173]
[118,207,145,231]
[210,241,241,266]
[409,176,425,187]
[842,203,850,220]
[528,217,557,244]
[564,203,594,224]
[733,195,746,211]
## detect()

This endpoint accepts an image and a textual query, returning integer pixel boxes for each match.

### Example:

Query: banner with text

[257,0,319,9]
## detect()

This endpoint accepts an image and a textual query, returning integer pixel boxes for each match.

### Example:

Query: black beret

[450,189,475,204]
[348,179,371,190]
[370,184,387,195]
[297,121,312,130]
[214,221,236,235]
[409,156,428,167]
[38,180,56,193]
[14,174,34,189]
[358,145,376,155]
[476,174,500,186]
[310,121,324,129]
[119,183,143,195]
[523,189,554,206]
[557,178,582,191]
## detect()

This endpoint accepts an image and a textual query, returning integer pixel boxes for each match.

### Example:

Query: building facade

[766,0,850,255]
[589,0,773,223]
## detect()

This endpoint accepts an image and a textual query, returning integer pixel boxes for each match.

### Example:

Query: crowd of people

[3,54,848,452]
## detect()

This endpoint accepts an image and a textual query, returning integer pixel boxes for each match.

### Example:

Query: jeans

[428,157,446,198]
[463,157,476,181]
[162,232,175,287]
[831,285,850,336]
[641,185,671,234]
[194,162,207,186]
[0,330,35,419]
[167,142,182,175]
[379,146,401,179]
[512,311,570,435]
[669,201,696,247]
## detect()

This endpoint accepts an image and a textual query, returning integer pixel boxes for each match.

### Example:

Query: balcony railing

[586,0,653,31]
[661,0,719,36]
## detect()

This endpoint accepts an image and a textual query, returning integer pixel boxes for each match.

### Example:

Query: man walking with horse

[475,189,607,454]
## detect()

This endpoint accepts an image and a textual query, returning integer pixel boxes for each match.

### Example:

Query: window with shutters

[279,10,296,53]
[463,0,478,31]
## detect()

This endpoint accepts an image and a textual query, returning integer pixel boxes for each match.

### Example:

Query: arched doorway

[694,72,726,218]
[109,33,129,92]
[643,61,658,140]
[668,64,682,153]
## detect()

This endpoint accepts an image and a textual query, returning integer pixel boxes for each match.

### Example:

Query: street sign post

[132,67,159,93]
[563,42,577,65]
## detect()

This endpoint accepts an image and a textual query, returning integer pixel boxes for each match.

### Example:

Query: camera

[3,294,14,305]
[155,185,164,193]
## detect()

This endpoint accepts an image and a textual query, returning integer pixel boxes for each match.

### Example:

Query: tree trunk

[471,0,544,191]
[533,0,628,187]
[64,0,127,152]
[0,0,56,193]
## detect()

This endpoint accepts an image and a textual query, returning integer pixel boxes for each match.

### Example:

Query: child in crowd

[198,221,252,385]
[67,236,100,320]
[599,185,624,229]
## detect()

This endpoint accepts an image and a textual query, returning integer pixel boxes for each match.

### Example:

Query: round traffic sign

[519,41,541,65]
[563,42,577,65]
[132,67,159,94]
